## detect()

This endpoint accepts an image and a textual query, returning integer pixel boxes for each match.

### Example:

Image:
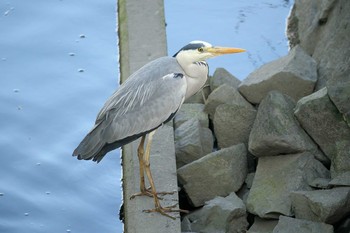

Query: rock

[238,45,317,104]
[287,0,350,90]
[214,103,256,148]
[173,103,209,129]
[308,177,331,189]
[204,84,253,120]
[329,171,350,186]
[248,91,328,163]
[272,216,334,233]
[246,152,330,218]
[210,68,241,91]
[174,119,213,168]
[178,144,247,207]
[326,68,350,127]
[330,140,350,180]
[291,187,350,224]
[248,216,278,233]
[294,87,350,162]
[181,192,248,233]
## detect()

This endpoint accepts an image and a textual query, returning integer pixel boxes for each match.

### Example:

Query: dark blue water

[0,0,292,232]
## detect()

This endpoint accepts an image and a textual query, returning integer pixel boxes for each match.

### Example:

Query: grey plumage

[73,57,187,162]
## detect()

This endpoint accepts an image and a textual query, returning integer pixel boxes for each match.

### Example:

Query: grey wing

[73,72,187,162]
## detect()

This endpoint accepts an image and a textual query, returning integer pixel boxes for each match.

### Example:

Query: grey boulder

[238,45,317,104]
[174,119,213,168]
[246,152,330,218]
[178,144,247,207]
[210,67,241,91]
[181,192,248,233]
[272,216,334,233]
[214,103,256,148]
[248,91,327,163]
[291,187,350,224]
[294,87,350,161]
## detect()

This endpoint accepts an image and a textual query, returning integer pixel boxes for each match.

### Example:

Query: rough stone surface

[178,144,247,207]
[174,119,213,168]
[329,171,350,186]
[204,84,253,119]
[210,67,241,91]
[173,103,209,129]
[294,87,350,162]
[238,45,317,104]
[326,68,350,127]
[248,91,327,163]
[291,187,350,224]
[287,0,350,90]
[182,192,248,233]
[248,216,278,233]
[272,216,334,233]
[246,152,330,218]
[214,103,256,149]
[330,140,350,180]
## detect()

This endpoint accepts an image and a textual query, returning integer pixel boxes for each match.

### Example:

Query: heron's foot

[143,204,189,220]
[130,187,176,200]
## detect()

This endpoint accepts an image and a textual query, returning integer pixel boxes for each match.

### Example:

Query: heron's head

[173,40,245,64]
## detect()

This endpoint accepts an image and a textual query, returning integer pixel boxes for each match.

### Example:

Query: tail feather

[73,123,108,162]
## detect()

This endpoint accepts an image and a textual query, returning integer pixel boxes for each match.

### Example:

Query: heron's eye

[198,47,204,53]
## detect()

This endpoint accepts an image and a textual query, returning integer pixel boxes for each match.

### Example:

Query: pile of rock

[173,1,350,231]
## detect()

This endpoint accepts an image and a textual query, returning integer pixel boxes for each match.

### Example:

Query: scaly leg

[130,135,174,199]
[142,131,188,219]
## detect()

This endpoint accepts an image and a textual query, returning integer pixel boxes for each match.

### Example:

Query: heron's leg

[142,131,189,219]
[130,136,153,199]
[130,135,173,199]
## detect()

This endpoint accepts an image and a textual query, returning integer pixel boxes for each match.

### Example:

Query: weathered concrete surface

[294,87,350,163]
[182,192,248,233]
[118,0,181,232]
[287,0,350,90]
[273,216,334,233]
[238,45,317,104]
[178,144,247,207]
[246,152,330,218]
[248,91,327,163]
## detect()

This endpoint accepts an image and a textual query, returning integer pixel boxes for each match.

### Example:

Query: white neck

[176,53,209,99]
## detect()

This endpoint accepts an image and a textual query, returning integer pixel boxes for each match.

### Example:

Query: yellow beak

[207,46,246,55]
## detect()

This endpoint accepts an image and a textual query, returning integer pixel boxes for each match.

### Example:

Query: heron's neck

[177,59,209,99]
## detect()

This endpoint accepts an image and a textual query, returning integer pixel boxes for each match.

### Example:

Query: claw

[143,204,189,220]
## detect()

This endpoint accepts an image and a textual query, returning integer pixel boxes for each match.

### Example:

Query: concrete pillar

[117,0,181,232]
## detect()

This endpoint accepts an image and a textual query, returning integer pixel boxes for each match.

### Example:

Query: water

[0,0,292,232]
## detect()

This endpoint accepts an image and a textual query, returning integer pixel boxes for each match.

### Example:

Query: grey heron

[73,41,245,219]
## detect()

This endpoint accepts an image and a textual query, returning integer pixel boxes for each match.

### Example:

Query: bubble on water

[69,53,75,57]
[24,213,29,216]
[78,69,84,73]
[17,105,22,110]
[1,58,6,61]
[45,191,51,195]
[0,193,4,196]
[36,162,41,166]
[66,229,71,233]
[79,34,85,39]
[13,88,20,93]
[4,7,14,16]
